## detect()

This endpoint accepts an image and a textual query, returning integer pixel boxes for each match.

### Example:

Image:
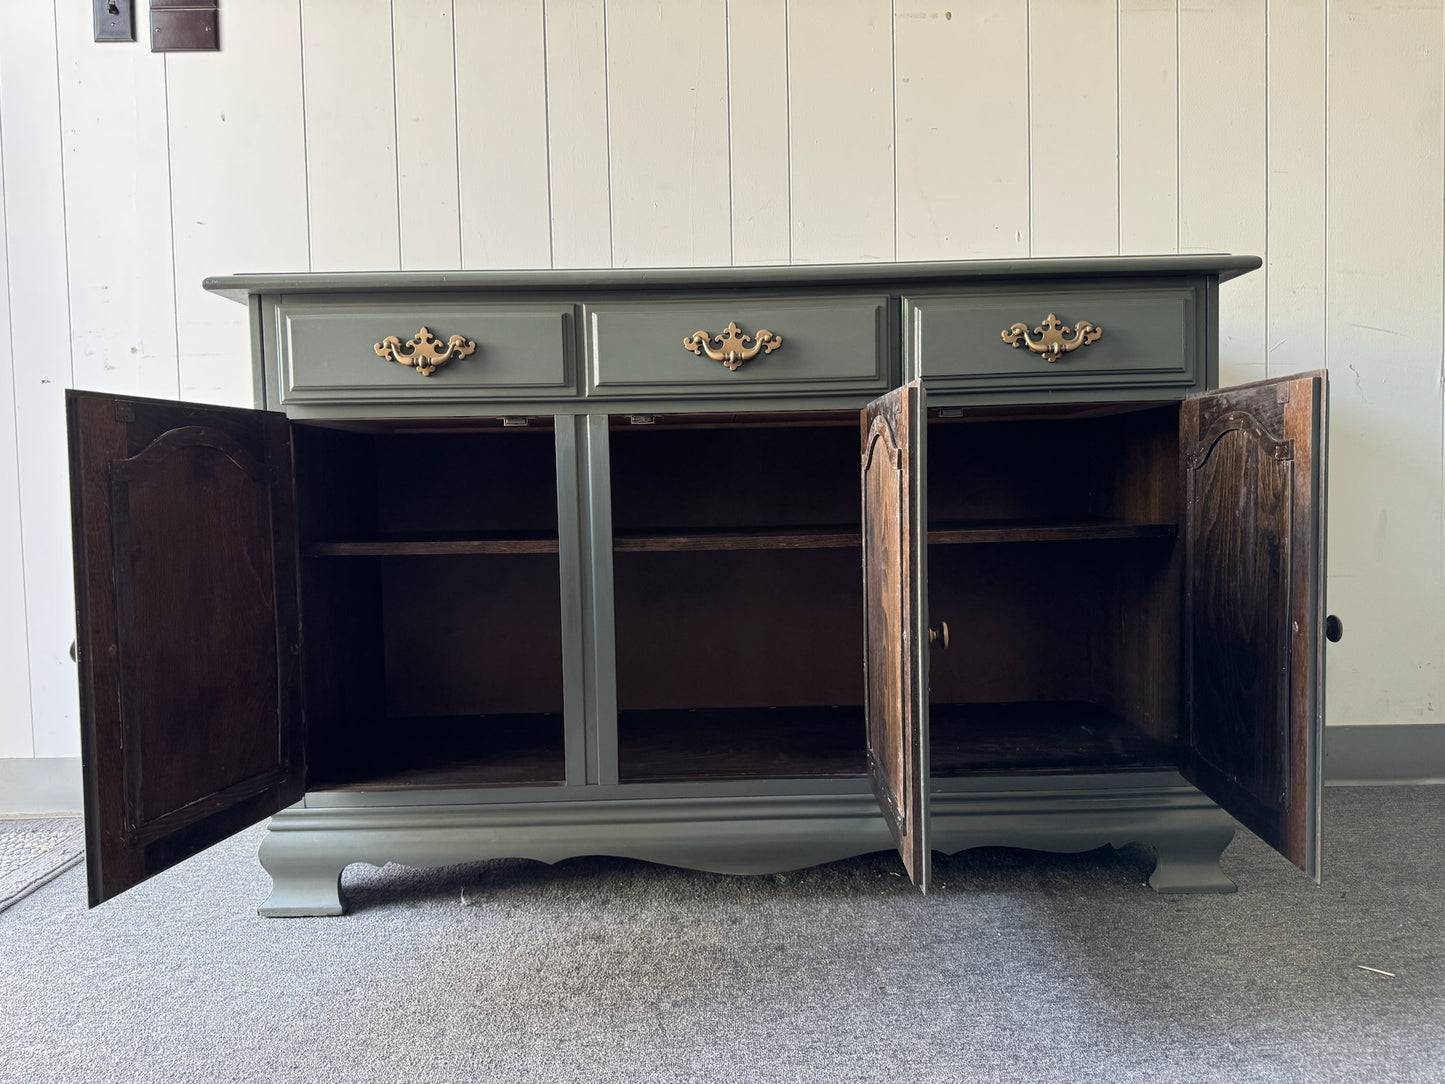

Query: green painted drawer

[275,299,577,405]
[904,283,1201,395]
[585,296,890,398]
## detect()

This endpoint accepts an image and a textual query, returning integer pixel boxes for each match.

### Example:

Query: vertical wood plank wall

[0,0,1441,762]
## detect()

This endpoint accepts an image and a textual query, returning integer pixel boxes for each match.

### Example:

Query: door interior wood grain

[69,392,304,906]
[1180,372,1326,878]
[861,381,931,890]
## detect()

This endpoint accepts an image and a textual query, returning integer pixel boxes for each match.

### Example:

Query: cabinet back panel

[381,554,564,717]
[299,556,387,779]
[927,540,1181,734]
[927,543,1098,704]
[609,422,858,531]
[927,405,1179,526]
[374,428,559,535]
[613,548,863,711]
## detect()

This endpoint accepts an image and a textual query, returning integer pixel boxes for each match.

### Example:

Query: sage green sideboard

[66,254,1337,915]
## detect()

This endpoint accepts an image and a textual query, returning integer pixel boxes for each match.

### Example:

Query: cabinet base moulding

[254,776,1236,917]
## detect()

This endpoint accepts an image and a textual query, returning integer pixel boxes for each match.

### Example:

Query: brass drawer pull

[683,321,782,372]
[1001,313,1102,363]
[374,327,477,376]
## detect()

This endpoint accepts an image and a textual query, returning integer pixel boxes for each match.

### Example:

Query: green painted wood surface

[205,253,1261,303]
[585,295,888,396]
[278,300,577,405]
[905,284,1197,393]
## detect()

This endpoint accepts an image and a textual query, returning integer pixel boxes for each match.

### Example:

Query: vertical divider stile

[584,414,620,786]
[554,414,591,786]
[554,410,619,788]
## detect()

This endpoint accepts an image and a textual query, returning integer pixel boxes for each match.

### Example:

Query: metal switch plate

[150,2,219,52]
[93,0,134,42]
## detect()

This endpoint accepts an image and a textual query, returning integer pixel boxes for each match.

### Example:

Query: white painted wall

[1,0,1441,767]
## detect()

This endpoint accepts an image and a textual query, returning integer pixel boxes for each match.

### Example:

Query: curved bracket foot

[1140,812,1237,894]
[257,828,348,917]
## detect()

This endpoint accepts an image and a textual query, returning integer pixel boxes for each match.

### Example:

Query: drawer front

[277,300,577,404]
[904,285,1199,394]
[585,296,890,397]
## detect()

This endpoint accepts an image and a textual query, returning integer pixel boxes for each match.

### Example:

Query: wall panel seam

[542,0,557,269]
[1026,0,1033,256]
[890,0,898,262]
[389,0,402,266]
[162,56,182,399]
[48,0,75,393]
[0,66,36,754]
[451,0,463,267]
[1263,0,1269,377]
[298,1,315,271]
[785,0,793,263]
[602,0,615,268]
[725,0,735,266]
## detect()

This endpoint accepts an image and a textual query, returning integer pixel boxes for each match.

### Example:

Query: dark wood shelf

[613,526,860,553]
[312,520,1177,558]
[928,519,1177,545]
[619,706,867,782]
[611,519,1175,553]
[930,701,1181,775]
[308,713,566,790]
[616,701,1180,783]
[312,532,560,557]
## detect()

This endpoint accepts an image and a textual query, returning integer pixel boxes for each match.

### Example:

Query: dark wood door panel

[1181,372,1325,877]
[861,381,930,890]
[69,393,304,905]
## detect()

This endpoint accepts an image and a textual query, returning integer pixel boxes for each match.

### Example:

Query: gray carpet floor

[0,817,85,913]
[1,787,1441,1083]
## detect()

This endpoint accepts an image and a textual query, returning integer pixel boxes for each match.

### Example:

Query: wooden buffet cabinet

[67,255,1336,914]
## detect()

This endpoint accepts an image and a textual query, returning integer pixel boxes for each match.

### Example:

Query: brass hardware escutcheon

[1000,313,1102,363]
[683,321,782,372]
[374,327,477,376]
[928,621,950,650]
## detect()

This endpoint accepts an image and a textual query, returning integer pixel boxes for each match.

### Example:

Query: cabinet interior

[294,419,566,790]
[609,414,866,782]
[608,403,1184,783]
[291,402,1186,792]
[925,403,1184,776]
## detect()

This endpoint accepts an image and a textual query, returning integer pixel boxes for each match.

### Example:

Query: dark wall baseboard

[1325,724,1445,786]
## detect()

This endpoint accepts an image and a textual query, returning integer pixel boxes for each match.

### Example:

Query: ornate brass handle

[1000,313,1102,363]
[683,321,782,372]
[928,622,950,650]
[374,327,477,376]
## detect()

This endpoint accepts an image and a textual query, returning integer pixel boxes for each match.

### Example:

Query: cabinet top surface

[204,254,1261,303]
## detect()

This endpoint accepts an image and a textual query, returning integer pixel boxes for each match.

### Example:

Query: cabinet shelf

[615,701,1182,784]
[930,701,1182,775]
[309,713,566,790]
[611,519,1175,554]
[928,519,1177,545]
[312,520,1176,558]
[613,526,859,552]
[312,533,560,556]
[313,517,1173,555]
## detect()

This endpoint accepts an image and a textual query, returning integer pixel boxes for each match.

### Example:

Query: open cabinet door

[861,381,931,890]
[1180,372,1326,879]
[68,392,305,906]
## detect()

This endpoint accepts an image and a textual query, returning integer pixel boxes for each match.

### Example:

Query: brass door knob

[928,621,950,650]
